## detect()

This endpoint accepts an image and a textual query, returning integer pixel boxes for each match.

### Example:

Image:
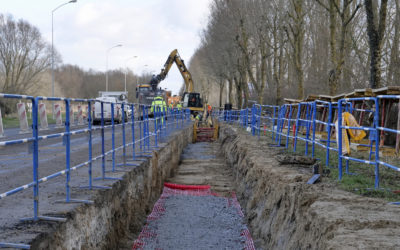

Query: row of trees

[188,0,400,108]
[55,64,152,103]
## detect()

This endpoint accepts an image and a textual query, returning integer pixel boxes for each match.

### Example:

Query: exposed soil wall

[219,125,400,249]
[30,126,192,249]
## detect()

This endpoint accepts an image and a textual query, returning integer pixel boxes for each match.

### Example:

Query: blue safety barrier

[0,93,192,248]
[311,100,336,167]
[259,105,279,139]
[219,96,400,196]
[375,95,400,186]
[337,97,379,186]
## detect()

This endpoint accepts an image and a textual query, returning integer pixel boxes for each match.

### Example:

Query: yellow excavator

[149,49,203,113]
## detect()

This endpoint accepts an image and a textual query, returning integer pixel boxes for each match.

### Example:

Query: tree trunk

[364,0,388,89]
[388,0,400,84]
[219,78,225,108]
[234,76,243,108]
[228,77,233,104]
[328,0,338,95]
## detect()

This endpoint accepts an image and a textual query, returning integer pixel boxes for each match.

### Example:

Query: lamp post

[52,0,77,117]
[124,56,138,93]
[106,44,123,92]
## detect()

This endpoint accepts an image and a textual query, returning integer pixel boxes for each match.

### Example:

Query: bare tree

[0,14,56,96]
[315,0,361,95]
[188,0,399,107]
[387,0,400,85]
[285,0,305,99]
[364,0,388,88]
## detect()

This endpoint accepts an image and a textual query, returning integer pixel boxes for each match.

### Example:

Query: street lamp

[124,56,138,93]
[106,44,123,92]
[51,0,77,117]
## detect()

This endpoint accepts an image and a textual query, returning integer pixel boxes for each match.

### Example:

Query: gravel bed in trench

[141,194,247,249]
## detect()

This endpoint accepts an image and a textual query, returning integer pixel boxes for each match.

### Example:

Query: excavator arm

[149,49,194,93]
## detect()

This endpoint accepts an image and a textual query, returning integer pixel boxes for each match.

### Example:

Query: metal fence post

[145,106,150,151]
[101,102,106,178]
[80,101,109,189]
[121,103,126,161]
[374,98,380,189]
[272,107,276,139]
[286,105,293,149]
[131,104,136,160]
[61,99,93,203]
[338,99,343,180]
[88,101,93,188]
[139,105,143,151]
[111,103,116,172]
[278,105,287,146]
[293,103,301,152]
[32,97,39,220]
[305,103,311,156]
[65,99,71,202]
[326,102,333,167]
[312,102,317,157]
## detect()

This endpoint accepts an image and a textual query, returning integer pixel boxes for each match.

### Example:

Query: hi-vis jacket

[151,96,166,113]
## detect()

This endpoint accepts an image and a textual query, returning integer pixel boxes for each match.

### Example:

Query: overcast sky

[2,0,212,95]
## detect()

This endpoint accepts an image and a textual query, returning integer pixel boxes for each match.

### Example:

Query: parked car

[92,96,123,125]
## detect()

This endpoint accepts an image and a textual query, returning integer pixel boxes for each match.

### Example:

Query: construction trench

[3,122,400,249]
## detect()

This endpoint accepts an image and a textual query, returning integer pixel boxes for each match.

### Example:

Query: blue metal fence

[218,97,400,199]
[0,94,191,249]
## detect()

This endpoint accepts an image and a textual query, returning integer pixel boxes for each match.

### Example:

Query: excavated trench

[219,125,400,249]
[17,123,400,249]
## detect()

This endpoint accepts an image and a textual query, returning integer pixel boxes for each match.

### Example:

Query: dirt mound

[220,125,400,249]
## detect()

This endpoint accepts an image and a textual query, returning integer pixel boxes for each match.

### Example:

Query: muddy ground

[220,125,400,249]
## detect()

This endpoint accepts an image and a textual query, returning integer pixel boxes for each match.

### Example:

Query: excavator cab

[183,92,203,113]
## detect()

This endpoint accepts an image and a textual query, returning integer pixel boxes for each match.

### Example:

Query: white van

[92,96,122,125]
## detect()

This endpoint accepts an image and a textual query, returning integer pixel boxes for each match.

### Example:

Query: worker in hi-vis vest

[151,95,166,124]
[176,102,182,111]
[151,96,166,113]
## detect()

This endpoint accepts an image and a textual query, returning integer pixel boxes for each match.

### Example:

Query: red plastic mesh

[229,192,256,250]
[163,182,211,191]
[132,184,256,250]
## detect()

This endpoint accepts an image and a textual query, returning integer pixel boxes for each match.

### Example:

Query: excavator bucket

[193,118,219,143]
